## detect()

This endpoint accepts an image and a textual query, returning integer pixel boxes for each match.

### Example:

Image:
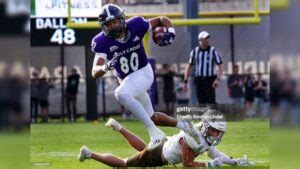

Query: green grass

[0,132,29,169]
[30,119,269,168]
[271,127,300,169]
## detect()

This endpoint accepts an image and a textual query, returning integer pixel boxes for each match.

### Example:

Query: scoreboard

[30,0,101,46]
[31,17,99,46]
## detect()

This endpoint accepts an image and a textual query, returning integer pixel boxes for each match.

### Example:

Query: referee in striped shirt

[184,31,224,104]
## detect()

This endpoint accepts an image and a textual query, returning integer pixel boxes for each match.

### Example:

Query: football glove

[207,158,223,168]
[104,56,119,71]
[236,155,255,166]
[158,29,176,46]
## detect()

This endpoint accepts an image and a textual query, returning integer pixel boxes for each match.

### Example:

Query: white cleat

[78,146,91,162]
[105,118,122,131]
[148,128,166,151]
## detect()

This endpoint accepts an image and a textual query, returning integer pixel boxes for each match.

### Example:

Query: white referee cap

[198,31,210,40]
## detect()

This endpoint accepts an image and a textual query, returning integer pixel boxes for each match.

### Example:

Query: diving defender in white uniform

[78,110,255,167]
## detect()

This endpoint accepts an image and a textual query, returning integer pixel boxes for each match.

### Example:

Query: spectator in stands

[278,69,297,107]
[269,64,281,124]
[270,64,281,107]
[31,70,40,123]
[6,66,26,131]
[243,66,255,115]
[0,66,26,131]
[38,77,54,123]
[175,75,189,105]
[253,72,268,117]
[278,69,297,123]
[66,68,80,122]
[227,64,244,104]
[157,64,176,116]
[270,62,300,126]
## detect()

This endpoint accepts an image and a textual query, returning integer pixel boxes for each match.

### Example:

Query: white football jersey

[162,130,215,165]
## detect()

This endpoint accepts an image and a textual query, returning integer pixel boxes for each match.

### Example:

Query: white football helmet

[195,109,227,146]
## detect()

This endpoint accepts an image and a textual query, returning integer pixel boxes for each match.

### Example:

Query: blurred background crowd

[0,0,300,169]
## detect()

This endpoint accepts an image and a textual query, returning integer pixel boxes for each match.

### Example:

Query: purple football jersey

[91,16,150,79]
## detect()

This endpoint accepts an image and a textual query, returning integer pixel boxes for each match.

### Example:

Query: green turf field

[30,118,269,168]
[0,132,29,169]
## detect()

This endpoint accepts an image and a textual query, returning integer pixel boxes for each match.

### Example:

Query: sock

[85,148,92,159]
[148,126,157,136]
[148,126,165,141]
[86,151,92,159]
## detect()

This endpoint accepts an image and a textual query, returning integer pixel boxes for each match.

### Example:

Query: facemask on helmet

[105,23,123,38]
[98,4,126,39]
[199,110,227,146]
[200,121,226,146]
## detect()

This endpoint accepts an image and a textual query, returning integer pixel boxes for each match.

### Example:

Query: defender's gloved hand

[236,155,255,166]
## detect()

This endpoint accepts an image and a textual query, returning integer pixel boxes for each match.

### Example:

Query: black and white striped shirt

[189,46,223,77]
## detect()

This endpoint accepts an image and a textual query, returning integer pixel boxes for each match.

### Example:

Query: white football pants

[115,63,155,129]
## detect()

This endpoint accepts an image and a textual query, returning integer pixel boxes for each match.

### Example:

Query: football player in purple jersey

[90,4,192,150]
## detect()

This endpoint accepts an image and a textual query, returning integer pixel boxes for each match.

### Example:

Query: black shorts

[163,91,176,104]
[126,143,166,167]
[245,93,254,102]
[194,76,216,104]
[39,99,49,108]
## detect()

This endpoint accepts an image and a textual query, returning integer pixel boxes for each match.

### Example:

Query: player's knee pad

[115,92,130,104]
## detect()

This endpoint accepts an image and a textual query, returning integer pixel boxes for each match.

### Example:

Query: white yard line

[32,152,77,157]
